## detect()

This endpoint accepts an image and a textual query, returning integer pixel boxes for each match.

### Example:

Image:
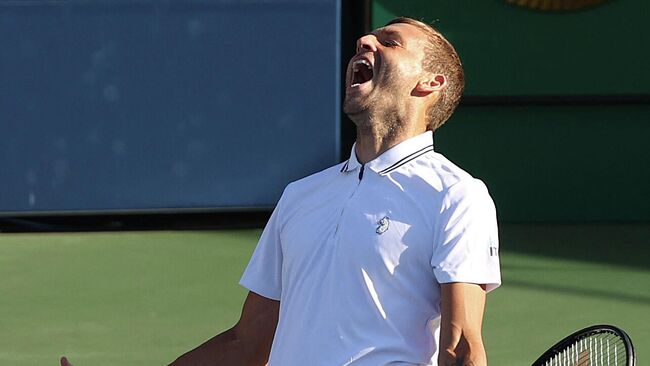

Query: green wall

[373,0,650,96]
[372,0,650,221]
[436,105,650,221]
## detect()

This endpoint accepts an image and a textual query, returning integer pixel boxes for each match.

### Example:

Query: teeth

[351,58,372,87]
[353,59,371,71]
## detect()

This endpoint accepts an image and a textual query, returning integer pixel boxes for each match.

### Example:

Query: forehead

[371,22,429,43]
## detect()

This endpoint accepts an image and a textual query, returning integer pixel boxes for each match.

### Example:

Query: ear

[415,74,448,95]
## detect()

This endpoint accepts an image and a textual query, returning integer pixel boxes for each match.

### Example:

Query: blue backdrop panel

[0,0,340,214]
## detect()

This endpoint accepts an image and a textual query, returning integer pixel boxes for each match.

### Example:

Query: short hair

[386,17,465,131]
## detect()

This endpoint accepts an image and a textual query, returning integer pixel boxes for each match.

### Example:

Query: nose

[356,34,378,54]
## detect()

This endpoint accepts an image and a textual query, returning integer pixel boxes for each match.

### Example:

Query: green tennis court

[1,225,648,365]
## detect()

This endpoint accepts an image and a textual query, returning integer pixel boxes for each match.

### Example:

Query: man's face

[343,22,429,117]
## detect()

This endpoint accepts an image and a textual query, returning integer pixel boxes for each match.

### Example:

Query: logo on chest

[376,216,390,234]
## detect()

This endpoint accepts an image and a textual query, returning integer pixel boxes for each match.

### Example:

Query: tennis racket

[531,324,635,366]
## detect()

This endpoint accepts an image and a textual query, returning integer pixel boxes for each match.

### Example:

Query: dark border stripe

[339,0,371,160]
[379,145,434,175]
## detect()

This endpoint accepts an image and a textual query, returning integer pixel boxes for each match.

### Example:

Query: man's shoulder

[423,152,494,205]
[399,150,494,207]
[405,150,476,190]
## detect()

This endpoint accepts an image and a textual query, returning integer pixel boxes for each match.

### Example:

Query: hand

[60,356,73,366]
[438,349,459,366]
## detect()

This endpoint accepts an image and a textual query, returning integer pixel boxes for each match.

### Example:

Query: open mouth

[351,59,373,87]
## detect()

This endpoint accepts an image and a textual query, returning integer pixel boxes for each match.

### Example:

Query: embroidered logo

[376,216,390,234]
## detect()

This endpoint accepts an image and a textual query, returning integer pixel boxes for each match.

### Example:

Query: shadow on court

[503,278,650,306]
[499,223,650,270]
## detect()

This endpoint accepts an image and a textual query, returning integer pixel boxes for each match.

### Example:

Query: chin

[343,93,370,114]
[343,101,366,117]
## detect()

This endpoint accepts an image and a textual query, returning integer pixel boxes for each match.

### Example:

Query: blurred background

[0,0,648,365]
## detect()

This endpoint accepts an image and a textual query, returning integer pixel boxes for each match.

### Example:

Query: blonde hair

[386,17,465,131]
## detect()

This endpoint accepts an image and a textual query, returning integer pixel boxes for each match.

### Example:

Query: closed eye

[382,39,402,48]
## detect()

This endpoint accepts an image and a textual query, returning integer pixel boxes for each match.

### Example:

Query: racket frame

[531,324,635,366]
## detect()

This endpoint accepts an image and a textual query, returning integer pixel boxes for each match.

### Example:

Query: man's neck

[353,114,426,164]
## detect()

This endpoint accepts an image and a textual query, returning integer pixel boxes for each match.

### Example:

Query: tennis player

[62,16,500,366]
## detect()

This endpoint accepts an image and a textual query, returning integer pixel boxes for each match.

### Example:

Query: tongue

[358,67,372,84]
[352,63,374,85]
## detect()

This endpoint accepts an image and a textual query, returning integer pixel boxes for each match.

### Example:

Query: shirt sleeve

[431,178,501,292]
[239,190,286,301]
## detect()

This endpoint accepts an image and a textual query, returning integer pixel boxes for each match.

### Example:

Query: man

[62,16,500,366]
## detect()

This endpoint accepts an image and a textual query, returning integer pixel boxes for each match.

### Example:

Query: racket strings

[543,333,628,366]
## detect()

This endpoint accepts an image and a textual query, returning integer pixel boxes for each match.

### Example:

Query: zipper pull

[358,164,365,180]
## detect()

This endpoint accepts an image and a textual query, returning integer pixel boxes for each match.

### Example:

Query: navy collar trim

[378,144,433,175]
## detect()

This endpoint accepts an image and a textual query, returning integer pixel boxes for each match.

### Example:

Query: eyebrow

[371,28,401,38]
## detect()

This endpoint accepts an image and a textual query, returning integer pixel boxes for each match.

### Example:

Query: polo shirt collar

[341,131,435,176]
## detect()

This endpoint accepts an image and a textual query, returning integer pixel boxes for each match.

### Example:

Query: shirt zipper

[334,164,365,236]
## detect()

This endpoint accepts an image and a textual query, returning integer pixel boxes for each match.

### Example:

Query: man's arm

[168,291,279,366]
[437,282,487,366]
[59,292,279,366]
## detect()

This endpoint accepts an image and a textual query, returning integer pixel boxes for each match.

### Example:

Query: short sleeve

[431,179,501,292]
[239,191,286,300]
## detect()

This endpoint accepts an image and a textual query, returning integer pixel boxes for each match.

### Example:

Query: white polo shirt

[240,131,501,366]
